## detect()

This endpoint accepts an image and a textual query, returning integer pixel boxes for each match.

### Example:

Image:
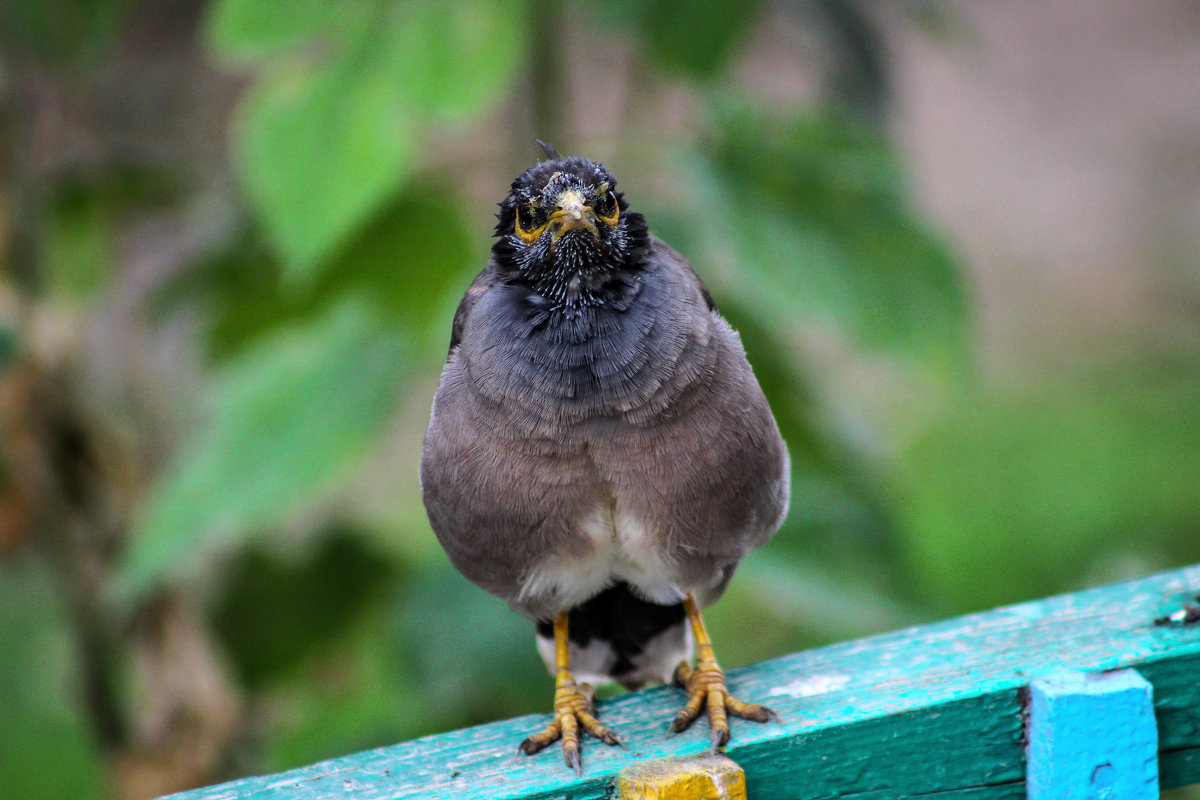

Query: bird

[419,141,790,775]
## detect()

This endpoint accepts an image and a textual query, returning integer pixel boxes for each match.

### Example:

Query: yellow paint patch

[616,755,746,800]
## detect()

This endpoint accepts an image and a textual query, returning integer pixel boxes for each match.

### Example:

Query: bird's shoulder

[645,235,716,313]
[446,262,502,356]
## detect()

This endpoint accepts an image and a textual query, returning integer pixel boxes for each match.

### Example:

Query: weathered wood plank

[162,564,1200,800]
[1026,670,1157,800]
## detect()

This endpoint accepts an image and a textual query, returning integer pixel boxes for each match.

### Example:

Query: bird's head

[492,145,649,287]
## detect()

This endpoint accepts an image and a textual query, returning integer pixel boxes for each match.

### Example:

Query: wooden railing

[162,564,1200,799]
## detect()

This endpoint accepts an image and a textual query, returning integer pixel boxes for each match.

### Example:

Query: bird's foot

[518,677,621,776]
[669,648,774,752]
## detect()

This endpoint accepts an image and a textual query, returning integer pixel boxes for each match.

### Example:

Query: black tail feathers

[536,583,690,689]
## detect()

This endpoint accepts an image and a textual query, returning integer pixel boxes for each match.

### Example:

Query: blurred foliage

[2,1,1199,799]
[667,107,964,360]
[117,301,409,599]
[152,188,474,361]
[892,359,1200,612]
[0,561,106,800]
[212,530,394,690]
[601,0,760,79]
[210,0,526,277]
[0,0,126,66]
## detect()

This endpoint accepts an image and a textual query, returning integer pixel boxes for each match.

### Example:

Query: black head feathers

[491,149,651,309]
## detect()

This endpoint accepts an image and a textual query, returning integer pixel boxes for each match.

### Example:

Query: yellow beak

[548,190,598,242]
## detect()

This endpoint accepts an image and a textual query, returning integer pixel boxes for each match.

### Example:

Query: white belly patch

[518,504,684,609]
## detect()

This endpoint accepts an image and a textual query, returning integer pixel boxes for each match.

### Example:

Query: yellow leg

[519,612,622,775]
[670,594,774,751]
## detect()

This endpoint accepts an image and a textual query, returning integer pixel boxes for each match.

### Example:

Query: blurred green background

[2,1,1200,798]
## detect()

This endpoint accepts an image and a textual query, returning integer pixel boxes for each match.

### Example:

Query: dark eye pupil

[517,207,531,227]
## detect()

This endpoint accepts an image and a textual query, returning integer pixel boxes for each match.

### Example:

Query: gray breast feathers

[419,238,789,619]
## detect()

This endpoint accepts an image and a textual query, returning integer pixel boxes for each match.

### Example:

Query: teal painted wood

[1027,669,1158,800]
[161,565,1200,800]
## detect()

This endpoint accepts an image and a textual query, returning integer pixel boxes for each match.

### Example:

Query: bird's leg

[670,593,774,751]
[518,612,621,775]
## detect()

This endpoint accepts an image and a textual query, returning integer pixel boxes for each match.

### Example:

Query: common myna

[420,143,790,774]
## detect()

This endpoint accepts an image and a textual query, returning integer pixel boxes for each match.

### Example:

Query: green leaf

[155,229,295,362]
[205,0,360,62]
[234,50,419,280]
[384,0,528,118]
[0,557,105,800]
[228,0,525,281]
[211,529,396,688]
[152,183,478,361]
[600,0,758,78]
[316,189,481,347]
[116,300,408,601]
[680,109,967,361]
[643,0,759,78]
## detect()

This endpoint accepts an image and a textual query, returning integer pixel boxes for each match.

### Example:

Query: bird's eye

[515,202,548,243]
[594,188,619,227]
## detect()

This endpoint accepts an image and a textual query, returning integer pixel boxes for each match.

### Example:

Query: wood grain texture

[161,564,1200,800]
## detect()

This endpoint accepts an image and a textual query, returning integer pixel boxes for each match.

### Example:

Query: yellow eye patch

[514,183,619,244]
[594,196,619,227]
[515,202,548,243]
[593,182,619,227]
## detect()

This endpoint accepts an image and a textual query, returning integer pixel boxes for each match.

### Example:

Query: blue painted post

[1027,669,1158,800]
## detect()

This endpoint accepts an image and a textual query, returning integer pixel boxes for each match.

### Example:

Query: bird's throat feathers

[494,213,649,310]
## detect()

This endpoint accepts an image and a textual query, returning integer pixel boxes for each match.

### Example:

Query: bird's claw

[669,656,773,752]
[519,678,621,774]
[564,745,582,777]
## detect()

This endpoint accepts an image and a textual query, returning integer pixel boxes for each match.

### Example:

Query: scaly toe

[519,681,622,775]
[669,659,773,748]
[517,718,561,756]
[518,735,548,756]
[577,709,621,746]
[728,699,775,723]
